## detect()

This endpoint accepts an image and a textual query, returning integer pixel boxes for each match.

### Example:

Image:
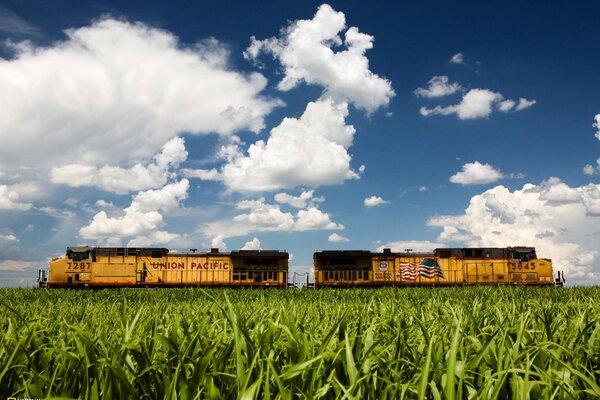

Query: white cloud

[583,158,600,175]
[0,233,18,244]
[127,231,180,247]
[427,181,600,281]
[515,98,537,111]
[241,237,262,250]
[450,161,504,185]
[418,186,429,192]
[192,98,360,192]
[377,240,444,253]
[594,114,600,141]
[244,4,394,113]
[328,233,350,242]
[296,207,342,230]
[79,179,189,244]
[0,185,32,211]
[211,235,227,251]
[364,195,390,207]
[51,137,188,194]
[449,52,464,64]
[274,190,324,208]
[498,99,516,112]
[414,76,461,98]
[536,177,581,205]
[0,18,279,178]
[420,89,535,120]
[0,260,37,271]
[202,198,343,244]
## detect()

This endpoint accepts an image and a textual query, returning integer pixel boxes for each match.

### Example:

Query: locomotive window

[70,252,90,261]
[363,270,369,280]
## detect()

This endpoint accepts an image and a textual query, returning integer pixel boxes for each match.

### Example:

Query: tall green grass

[1,287,599,399]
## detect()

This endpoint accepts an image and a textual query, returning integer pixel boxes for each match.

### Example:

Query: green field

[1,287,599,399]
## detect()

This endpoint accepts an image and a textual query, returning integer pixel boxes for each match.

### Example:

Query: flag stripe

[397,258,445,280]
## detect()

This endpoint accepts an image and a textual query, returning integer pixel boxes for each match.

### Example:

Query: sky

[1,0,599,286]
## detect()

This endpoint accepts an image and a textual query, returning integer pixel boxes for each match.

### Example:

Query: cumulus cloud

[0,185,32,211]
[515,98,537,111]
[328,233,350,243]
[241,237,262,250]
[583,158,600,175]
[190,98,360,192]
[420,89,535,120]
[79,179,189,246]
[244,4,394,113]
[202,197,343,245]
[364,195,390,207]
[376,240,444,253]
[449,53,464,64]
[594,114,600,141]
[498,99,516,112]
[0,18,279,178]
[536,177,581,205]
[0,233,18,244]
[414,76,461,98]
[450,161,504,185]
[427,181,600,280]
[51,137,188,194]
[274,190,324,208]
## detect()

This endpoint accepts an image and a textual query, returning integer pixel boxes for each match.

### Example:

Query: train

[38,245,565,288]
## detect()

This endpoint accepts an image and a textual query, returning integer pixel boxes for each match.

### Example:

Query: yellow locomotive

[314,247,564,287]
[39,245,564,288]
[41,247,289,288]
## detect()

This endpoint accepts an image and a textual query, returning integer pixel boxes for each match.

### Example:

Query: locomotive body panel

[46,247,288,288]
[314,247,557,287]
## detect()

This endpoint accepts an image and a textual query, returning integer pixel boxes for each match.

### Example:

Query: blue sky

[1,1,599,286]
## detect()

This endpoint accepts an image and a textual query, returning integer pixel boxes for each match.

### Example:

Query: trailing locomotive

[314,247,564,287]
[40,246,289,288]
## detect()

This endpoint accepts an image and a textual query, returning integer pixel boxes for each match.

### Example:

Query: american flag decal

[398,258,445,280]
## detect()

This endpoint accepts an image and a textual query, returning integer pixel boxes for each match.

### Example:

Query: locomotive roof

[314,246,537,258]
[66,246,288,257]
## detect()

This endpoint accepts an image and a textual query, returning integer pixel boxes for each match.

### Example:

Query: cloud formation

[0,18,279,177]
[244,4,394,113]
[594,114,600,141]
[427,180,600,281]
[188,98,360,192]
[449,53,464,64]
[450,161,504,185]
[420,89,535,119]
[0,185,32,211]
[414,76,461,98]
[201,196,343,246]
[364,195,390,207]
[584,159,600,175]
[241,237,262,250]
[79,179,189,246]
[328,233,350,242]
[51,137,188,194]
